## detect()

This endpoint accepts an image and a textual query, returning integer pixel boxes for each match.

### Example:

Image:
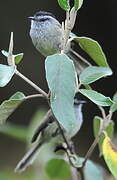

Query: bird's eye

[39,17,50,22]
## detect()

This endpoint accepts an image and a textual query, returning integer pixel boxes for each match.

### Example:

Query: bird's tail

[15,141,42,173]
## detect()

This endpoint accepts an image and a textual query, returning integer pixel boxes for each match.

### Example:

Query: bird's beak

[28,16,36,21]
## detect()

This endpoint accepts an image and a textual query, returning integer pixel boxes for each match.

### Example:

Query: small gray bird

[15,100,85,172]
[28,11,90,73]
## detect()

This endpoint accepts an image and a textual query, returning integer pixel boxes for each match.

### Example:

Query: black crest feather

[34,11,56,19]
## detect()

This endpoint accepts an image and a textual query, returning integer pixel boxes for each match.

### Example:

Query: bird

[28,11,90,74]
[15,100,85,172]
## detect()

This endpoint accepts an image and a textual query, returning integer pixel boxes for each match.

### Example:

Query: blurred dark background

[0,0,116,176]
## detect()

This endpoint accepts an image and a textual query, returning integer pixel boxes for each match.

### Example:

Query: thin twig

[81,105,110,168]
[8,32,15,66]
[71,167,79,180]
[15,70,48,99]
[82,133,101,167]
[77,168,85,180]
[98,106,106,119]
[70,8,77,30]
[25,94,43,100]
[64,11,70,47]
[108,110,113,121]
[63,9,77,53]
[70,48,91,66]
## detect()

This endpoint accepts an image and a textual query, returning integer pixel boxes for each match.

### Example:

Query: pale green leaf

[74,0,83,10]
[70,35,108,67]
[110,103,117,113]
[45,158,71,179]
[79,89,113,106]
[110,91,117,113]
[0,64,16,87]
[58,0,70,10]
[1,50,9,57]
[79,66,112,84]
[0,92,25,123]
[80,158,104,180]
[113,91,117,102]
[45,54,78,137]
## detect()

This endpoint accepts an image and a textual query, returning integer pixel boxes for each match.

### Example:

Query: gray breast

[30,19,62,56]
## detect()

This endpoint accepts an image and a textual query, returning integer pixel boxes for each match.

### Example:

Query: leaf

[14,53,24,64]
[110,91,117,113]
[0,123,27,142]
[0,64,16,87]
[110,102,117,113]
[70,35,108,67]
[79,89,113,106]
[1,50,24,64]
[45,158,71,179]
[113,91,117,102]
[102,135,117,179]
[0,92,25,123]
[93,116,102,136]
[93,116,114,156]
[79,66,112,84]
[1,50,9,57]
[45,54,78,137]
[80,158,104,180]
[74,0,83,10]
[58,0,70,10]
